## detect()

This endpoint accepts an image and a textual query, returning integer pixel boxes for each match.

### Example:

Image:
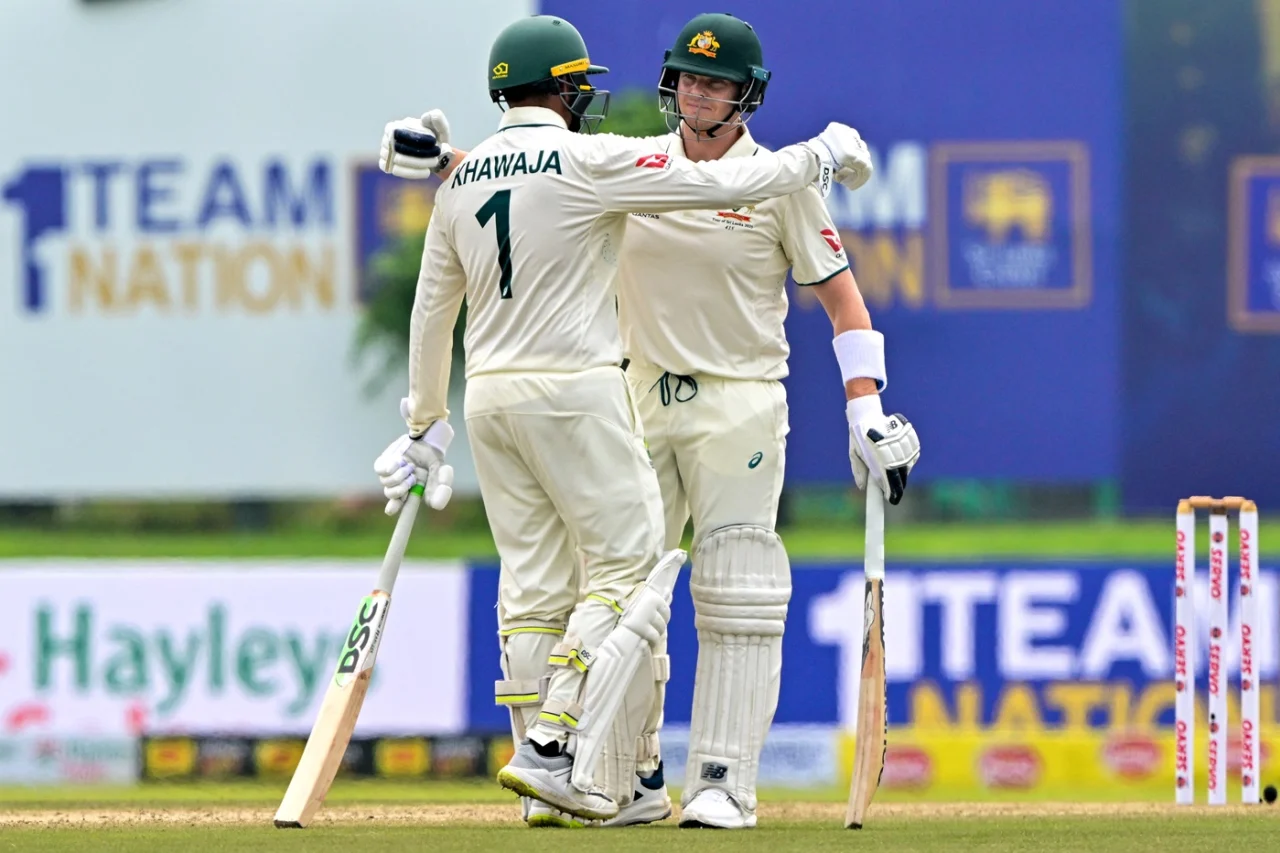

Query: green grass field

[1,781,1276,852]
[5,518,1280,560]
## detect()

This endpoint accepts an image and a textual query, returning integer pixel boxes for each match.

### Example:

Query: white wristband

[832,330,886,391]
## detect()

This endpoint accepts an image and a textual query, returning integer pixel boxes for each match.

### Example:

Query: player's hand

[379,109,454,179]
[803,123,874,192]
[373,404,454,514]
[846,395,919,506]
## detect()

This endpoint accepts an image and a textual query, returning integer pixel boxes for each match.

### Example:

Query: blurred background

[2,0,1280,804]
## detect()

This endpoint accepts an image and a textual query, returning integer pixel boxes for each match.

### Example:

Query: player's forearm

[812,269,878,400]
[406,274,463,435]
[600,145,819,213]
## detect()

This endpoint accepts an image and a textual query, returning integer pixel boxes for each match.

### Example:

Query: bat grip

[374,484,424,595]
[864,486,885,581]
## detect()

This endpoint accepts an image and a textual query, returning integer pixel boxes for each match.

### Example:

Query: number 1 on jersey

[475,189,513,299]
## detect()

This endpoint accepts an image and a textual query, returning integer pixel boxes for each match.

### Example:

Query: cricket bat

[845,485,887,829]
[274,484,424,828]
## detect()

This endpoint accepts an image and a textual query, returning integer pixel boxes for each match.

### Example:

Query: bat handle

[864,486,885,581]
[374,484,424,595]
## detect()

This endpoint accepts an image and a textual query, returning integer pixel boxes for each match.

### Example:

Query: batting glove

[846,394,920,506]
[379,109,454,179]
[802,122,874,193]
[373,404,454,515]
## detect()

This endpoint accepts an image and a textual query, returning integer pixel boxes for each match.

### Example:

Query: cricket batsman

[618,13,920,829]
[370,14,880,822]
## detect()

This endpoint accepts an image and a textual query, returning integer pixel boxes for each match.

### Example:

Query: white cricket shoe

[526,763,672,828]
[678,788,756,829]
[601,764,672,827]
[498,740,618,821]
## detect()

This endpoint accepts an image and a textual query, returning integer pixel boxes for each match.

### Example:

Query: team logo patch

[687,30,720,58]
[635,153,671,170]
[820,228,843,252]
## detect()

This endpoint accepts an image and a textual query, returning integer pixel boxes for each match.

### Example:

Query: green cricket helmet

[659,12,771,136]
[488,15,611,133]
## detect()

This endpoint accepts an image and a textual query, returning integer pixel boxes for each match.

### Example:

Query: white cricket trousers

[465,366,666,630]
[624,359,789,548]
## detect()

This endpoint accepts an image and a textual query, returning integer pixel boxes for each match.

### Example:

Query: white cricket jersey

[405,107,822,434]
[617,127,850,381]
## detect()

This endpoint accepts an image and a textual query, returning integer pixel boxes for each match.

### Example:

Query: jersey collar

[669,125,758,160]
[498,106,569,131]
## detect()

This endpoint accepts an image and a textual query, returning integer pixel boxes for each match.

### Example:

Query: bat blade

[845,576,886,829]
[273,487,421,828]
[274,591,391,828]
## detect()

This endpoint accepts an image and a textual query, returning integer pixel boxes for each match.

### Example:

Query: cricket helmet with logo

[659,12,771,135]
[487,15,611,132]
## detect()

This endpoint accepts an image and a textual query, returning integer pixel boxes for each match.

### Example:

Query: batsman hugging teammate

[370,13,892,826]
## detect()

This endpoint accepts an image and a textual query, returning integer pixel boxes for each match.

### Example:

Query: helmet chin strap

[680,109,742,142]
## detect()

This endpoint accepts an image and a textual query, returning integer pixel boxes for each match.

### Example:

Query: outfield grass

[4,518,1279,560]
[0,782,1275,853]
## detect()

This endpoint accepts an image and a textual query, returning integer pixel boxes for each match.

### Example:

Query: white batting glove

[802,123,874,192]
[379,109,454,179]
[373,413,454,515]
[846,394,920,506]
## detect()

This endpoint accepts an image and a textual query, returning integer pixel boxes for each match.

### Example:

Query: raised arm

[586,123,873,214]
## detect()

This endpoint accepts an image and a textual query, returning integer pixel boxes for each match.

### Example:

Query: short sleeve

[781,186,850,286]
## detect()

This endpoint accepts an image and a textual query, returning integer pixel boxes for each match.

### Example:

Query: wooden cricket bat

[845,486,887,829]
[273,485,423,828]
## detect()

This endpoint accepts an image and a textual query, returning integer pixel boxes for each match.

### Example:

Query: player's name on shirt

[449,150,563,188]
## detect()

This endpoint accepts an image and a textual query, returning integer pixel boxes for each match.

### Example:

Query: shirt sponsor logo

[635,153,671,170]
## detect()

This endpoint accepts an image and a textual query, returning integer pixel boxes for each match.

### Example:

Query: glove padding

[379,109,454,179]
[802,122,874,192]
[373,413,454,515]
[846,395,920,506]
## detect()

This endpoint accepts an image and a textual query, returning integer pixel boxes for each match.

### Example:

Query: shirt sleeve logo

[635,153,671,170]
[820,228,843,252]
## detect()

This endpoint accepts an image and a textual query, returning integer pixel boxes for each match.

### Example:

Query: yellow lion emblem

[688,30,720,58]
[963,169,1052,244]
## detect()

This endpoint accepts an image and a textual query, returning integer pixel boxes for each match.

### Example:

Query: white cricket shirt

[404,107,823,434]
[617,127,850,381]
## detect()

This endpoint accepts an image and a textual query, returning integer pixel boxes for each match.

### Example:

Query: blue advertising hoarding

[545,0,1123,485]
[466,561,1279,732]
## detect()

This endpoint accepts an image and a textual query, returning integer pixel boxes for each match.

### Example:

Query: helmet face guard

[560,69,611,134]
[658,62,769,139]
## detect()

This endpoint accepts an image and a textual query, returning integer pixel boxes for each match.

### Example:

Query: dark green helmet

[487,16,610,132]
[658,12,770,133]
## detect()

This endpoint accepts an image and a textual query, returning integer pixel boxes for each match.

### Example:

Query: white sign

[0,561,469,736]
[0,0,535,498]
[0,736,138,785]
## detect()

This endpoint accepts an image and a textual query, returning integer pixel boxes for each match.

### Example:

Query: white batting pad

[684,525,791,812]
[568,549,685,793]
[596,646,669,805]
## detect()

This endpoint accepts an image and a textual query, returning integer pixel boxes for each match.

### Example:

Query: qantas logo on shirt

[820,228,843,252]
[635,153,671,170]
